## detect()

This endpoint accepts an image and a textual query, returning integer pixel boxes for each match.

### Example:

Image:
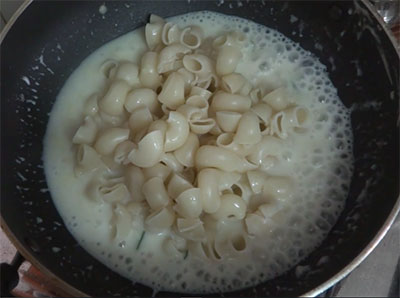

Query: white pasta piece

[94,127,130,156]
[216,46,242,76]
[164,111,190,152]
[234,111,261,145]
[212,31,246,49]
[251,103,273,124]
[180,26,202,49]
[216,132,251,157]
[111,203,132,241]
[219,172,242,191]
[174,133,199,167]
[215,111,242,133]
[74,144,103,176]
[147,119,167,136]
[158,72,185,110]
[176,104,202,122]
[127,130,164,167]
[125,88,159,114]
[177,68,197,93]
[195,145,257,173]
[96,109,126,127]
[177,218,206,241]
[114,62,140,87]
[263,176,294,201]
[247,170,269,194]
[100,59,118,79]
[221,73,247,94]
[128,107,153,141]
[238,80,252,96]
[99,182,130,204]
[73,116,97,144]
[211,91,251,113]
[189,118,216,135]
[149,14,165,24]
[167,173,192,198]
[249,88,264,104]
[174,188,202,218]
[211,194,246,220]
[114,140,135,165]
[181,167,196,184]
[270,111,289,139]
[145,22,164,50]
[161,22,181,45]
[189,86,212,100]
[258,200,285,219]
[125,166,145,202]
[186,95,209,118]
[197,168,221,213]
[158,44,191,74]
[163,236,187,258]
[195,72,219,91]
[98,80,131,116]
[160,153,184,173]
[145,207,175,232]
[247,135,283,165]
[283,106,310,128]
[142,163,172,181]
[183,54,213,77]
[231,176,253,205]
[139,51,162,90]
[83,93,99,116]
[262,87,291,111]
[245,213,269,236]
[142,177,171,210]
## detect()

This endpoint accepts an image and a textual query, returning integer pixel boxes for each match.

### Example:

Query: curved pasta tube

[246,135,283,165]
[180,26,202,49]
[211,91,251,113]
[258,200,285,219]
[196,72,219,91]
[83,93,99,116]
[147,119,167,136]
[197,168,221,213]
[165,111,190,152]
[216,133,252,157]
[211,194,246,220]
[195,145,257,173]
[127,130,164,167]
[174,133,199,167]
[251,103,273,124]
[231,176,253,205]
[167,173,192,198]
[99,182,131,204]
[145,207,175,232]
[163,236,187,258]
[189,86,212,100]
[97,109,126,127]
[161,22,181,45]
[262,87,291,111]
[158,72,185,110]
[160,153,184,173]
[74,144,103,176]
[125,88,159,114]
[139,51,162,89]
[238,80,252,96]
[221,73,247,94]
[100,59,118,79]
[177,68,197,93]
[234,111,261,145]
[174,188,202,218]
[158,44,191,74]
[263,176,294,201]
[149,14,165,24]
[128,107,153,141]
[114,140,135,165]
[143,163,172,181]
[145,22,164,50]
[73,116,98,144]
[186,95,209,118]
[183,54,213,77]
[245,213,269,236]
[216,46,242,76]
[189,118,216,135]
[94,127,130,155]
[249,88,264,104]
[111,203,132,241]
[215,111,242,133]
[283,106,310,128]
[99,80,131,116]
[212,31,246,49]
[177,218,206,241]
[142,177,171,210]
[247,170,269,194]
[270,111,289,139]
[125,166,145,202]
[114,62,140,87]
[176,104,202,121]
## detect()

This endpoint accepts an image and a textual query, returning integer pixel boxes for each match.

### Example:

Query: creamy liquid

[44,11,353,293]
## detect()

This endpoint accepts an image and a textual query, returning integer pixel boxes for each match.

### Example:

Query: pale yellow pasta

[197,168,222,213]
[247,135,283,165]
[99,80,131,116]
[189,118,216,135]
[97,109,126,127]
[258,200,285,218]
[142,177,171,210]
[73,116,97,144]
[211,91,251,113]
[216,46,242,76]
[99,182,130,204]
[111,203,132,241]
[125,88,159,114]
[165,111,190,152]
[167,173,192,198]
[221,73,247,94]
[231,176,253,205]
[147,119,167,136]
[139,51,162,89]
[283,106,310,128]
[177,68,197,93]
[262,87,291,111]
[158,72,185,110]
[270,111,289,139]
[186,95,209,118]
[245,213,269,236]
[145,22,164,50]
[161,22,181,45]
[176,218,206,241]
[234,111,261,145]
[145,207,175,232]
[74,144,103,176]
[174,188,202,218]
[180,26,202,49]
[247,170,269,194]
[142,162,172,181]
[176,104,202,123]
[195,145,257,173]
[158,44,191,74]
[196,72,219,90]
[249,88,264,104]
[215,111,242,133]
[183,54,213,77]
[128,107,153,140]
[160,153,184,173]
[216,133,250,157]
[83,93,99,116]
[114,140,135,165]
[263,176,294,201]
[127,130,164,167]
[114,62,140,87]
[163,236,187,258]
[94,127,130,155]
[239,80,252,96]
[174,133,199,167]
[100,59,118,79]
[125,166,145,202]
[211,194,246,220]
[189,86,212,100]
[251,103,273,124]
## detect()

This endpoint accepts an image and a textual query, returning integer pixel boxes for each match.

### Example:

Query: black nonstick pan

[1,0,399,296]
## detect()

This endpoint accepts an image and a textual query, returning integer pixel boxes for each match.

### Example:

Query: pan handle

[0,252,25,297]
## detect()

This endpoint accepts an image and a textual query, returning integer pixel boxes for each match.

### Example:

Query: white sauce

[44,11,353,293]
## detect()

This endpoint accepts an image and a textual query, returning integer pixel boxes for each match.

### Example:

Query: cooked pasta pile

[72,14,311,258]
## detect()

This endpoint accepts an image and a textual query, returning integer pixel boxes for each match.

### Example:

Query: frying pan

[1,0,399,296]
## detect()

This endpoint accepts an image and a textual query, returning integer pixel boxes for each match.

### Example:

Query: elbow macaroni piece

[216,46,242,76]
[165,111,190,152]
[234,111,262,145]
[142,177,171,210]
[174,188,202,218]
[73,116,98,145]
[128,130,164,167]
[211,91,251,113]
[99,80,131,116]
[174,133,199,167]
[139,51,162,89]
[94,127,130,156]
[158,72,186,109]
[125,88,159,114]
[114,62,140,87]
